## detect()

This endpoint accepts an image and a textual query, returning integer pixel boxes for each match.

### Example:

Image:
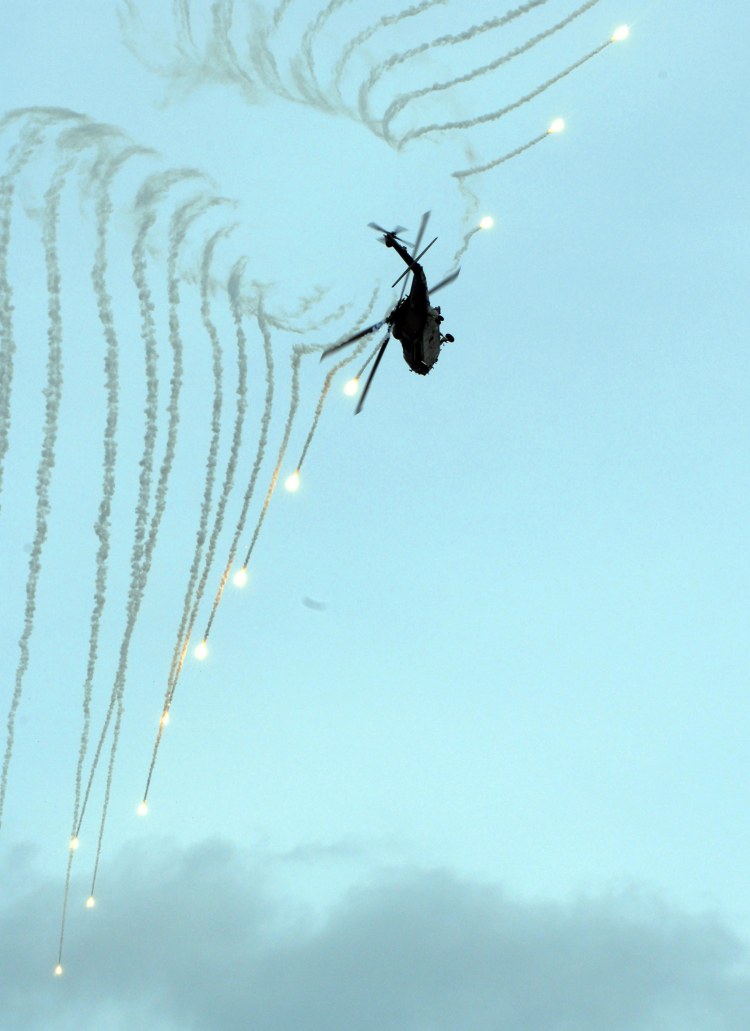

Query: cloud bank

[2,839,749,1031]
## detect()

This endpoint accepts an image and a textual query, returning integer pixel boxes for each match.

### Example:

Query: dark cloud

[2,839,749,1031]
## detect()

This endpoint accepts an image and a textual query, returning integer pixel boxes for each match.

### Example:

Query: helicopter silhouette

[321,211,459,413]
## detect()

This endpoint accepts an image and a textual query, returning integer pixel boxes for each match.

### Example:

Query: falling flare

[54,964,63,977]
[136,800,148,816]
[479,215,494,230]
[159,711,170,727]
[611,24,629,42]
[69,836,79,851]
[344,377,359,396]
[85,895,96,909]
[194,639,208,660]
[285,470,300,492]
[548,117,565,134]
[232,566,248,588]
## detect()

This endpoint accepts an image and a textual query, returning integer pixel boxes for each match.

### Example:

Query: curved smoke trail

[241,340,319,571]
[143,248,255,803]
[332,0,449,104]
[57,139,153,968]
[357,0,551,136]
[76,168,204,836]
[295,289,379,474]
[380,0,601,142]
[0,149,73,828]
[398,36,613,149]
[162,225,236,699]
[202,287,275,645]
[145,243,253,795]
[88,188,230,894]
[0,110,83,515]
[292,0,356,106]
[115,1,619,223]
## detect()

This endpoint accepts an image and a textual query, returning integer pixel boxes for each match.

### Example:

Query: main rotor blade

[369,222,412,246]
[391,236,438,289]
[368,221,407,237]
[411,211,431,259]
[355,331,391,414]
[388,212,431,291]
[320,320,385,360]
[429,267,460,294]
[356,338,382,378]
[393,269,411,297]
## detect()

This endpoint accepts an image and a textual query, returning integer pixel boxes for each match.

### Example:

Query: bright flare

[85,896,96,909]
[137,800,148,817]
[285,471,300,492]
[194,639,208,661]
[344,377,359,396]
[69,836,79,852]
[548,117,565,134]
[160,711,170,727]
[611,24,629,42]
[54,964,63,977]
[479,215,494,230]
[232,567,248,588]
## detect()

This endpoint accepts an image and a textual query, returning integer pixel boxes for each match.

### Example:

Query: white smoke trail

[332,0,448,105]
[272,0,296,30]
[292,0,354,108]
[119,0,307,107]
[174,0,196,49]
[381,0,601,143]
[452,129,549,179]
[76,168,203,834]
[57,142,153,967]
[177,250,251,654]
[132,172,199,578]
[69,141,154,832]
[296,349,356,473]
[265,299,350,336]
[241,340,318,570]
[358,0,550,136]
[89,189,225,889]
[0,111,82,514]
[246,1,290,99]
[161,225,236,699]
[0,124,44,512]
[402,36,612,149]
[203,288,274,644]
[143,246,251,802]
[142,192,226,567]
[0,153,72,829]
[174,0,299,104]
[296,290,379,472]
[210,1,258,97]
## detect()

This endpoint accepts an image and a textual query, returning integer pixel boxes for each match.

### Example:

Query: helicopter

[321,211,460,413]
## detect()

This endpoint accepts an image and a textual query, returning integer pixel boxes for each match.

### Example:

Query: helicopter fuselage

[319,213,457,412]
[385,235,447,375]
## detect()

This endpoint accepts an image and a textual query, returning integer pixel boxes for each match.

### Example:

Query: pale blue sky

[1,2,749,1027]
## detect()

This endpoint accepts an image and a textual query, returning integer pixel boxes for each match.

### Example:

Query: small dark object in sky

[302,596,327,611]
[320,211,459,412]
